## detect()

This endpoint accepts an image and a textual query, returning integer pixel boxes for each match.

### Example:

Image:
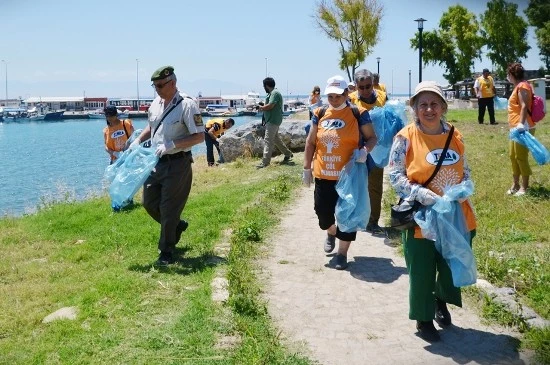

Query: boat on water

[88,112,105,119]
[202,104,241,117]
[0,107,28,121]
[27,107,45,121]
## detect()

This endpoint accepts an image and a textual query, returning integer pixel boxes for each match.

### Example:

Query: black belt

[158,151,192,162]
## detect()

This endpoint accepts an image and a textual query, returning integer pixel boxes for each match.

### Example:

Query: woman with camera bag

[388,81,477,342]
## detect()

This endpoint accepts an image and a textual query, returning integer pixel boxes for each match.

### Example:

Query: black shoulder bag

[390,125,455,230]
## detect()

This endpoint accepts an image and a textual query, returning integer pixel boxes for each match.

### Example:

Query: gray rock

[42,306,78,323]
[219,119,308,162]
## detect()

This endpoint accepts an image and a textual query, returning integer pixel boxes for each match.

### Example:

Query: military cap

[151,66,175,81]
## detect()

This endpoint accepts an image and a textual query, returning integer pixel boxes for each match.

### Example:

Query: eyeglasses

[152,79,172,89]
[357,84,372,90]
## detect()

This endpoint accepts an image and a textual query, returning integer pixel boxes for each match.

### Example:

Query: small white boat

[27,107,45,120]
[88,112,105,119]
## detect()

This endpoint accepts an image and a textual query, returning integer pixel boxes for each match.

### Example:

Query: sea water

[0,115,260,217]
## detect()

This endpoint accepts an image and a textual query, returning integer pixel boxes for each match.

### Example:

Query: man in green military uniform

[130,65,204,266]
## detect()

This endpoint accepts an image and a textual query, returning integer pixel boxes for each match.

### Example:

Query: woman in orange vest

[506,62,536,196]
[308,85,323,120]
[388,81,477,342]
[303,75,377,270]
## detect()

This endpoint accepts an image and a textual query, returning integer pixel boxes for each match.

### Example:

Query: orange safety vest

[103,119,133,161]
[396,124,477,238]
[312,106,364,180]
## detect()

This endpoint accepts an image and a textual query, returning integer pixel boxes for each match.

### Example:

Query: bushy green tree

[410,5,484,85]
[481,0,530,78]
[314,0,383,81]
[525,0,550,70]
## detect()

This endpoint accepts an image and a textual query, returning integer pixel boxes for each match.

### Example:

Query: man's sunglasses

[152,79,172,89]
[357,84,372,90]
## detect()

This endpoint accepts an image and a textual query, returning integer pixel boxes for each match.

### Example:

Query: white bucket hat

[410,81,447,108]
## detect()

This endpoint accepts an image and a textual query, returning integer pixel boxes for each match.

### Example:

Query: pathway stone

[262,188,533,365]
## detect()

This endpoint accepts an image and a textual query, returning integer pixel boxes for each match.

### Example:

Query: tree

[481,0,530,78]
[314,0,383,81]
[410,5,484,85]
[525,0,550,70]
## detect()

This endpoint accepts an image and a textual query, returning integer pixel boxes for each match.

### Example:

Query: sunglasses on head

[357,84,372,90]
[152,79,172,89]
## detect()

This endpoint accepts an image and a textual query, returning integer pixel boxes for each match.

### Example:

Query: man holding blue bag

[129,65,204,266]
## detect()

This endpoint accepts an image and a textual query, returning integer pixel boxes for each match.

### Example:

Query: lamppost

[1,60,7,106]
[136,59,140,111]
[408,69,412,98]
[414,18,426,83]
[265,57,268,77]
[376,57,380,75]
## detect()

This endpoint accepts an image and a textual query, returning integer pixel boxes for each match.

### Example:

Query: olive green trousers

[402,229,476,321]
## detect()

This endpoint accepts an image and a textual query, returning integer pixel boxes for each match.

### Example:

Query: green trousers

[402,229,476,321]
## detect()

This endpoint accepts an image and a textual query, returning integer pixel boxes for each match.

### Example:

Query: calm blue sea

[0,115,260,217]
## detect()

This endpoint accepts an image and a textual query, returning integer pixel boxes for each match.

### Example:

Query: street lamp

[376,57,380,75]
[136,59,140,111]
[414,18,426,83]
[265,57,268,77]
[1,60,7,107]
[408,70,412,98]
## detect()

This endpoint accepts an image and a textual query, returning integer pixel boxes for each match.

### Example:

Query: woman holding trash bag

[388,81,477,342]
[303,75,377,270]
[506,62,536,197]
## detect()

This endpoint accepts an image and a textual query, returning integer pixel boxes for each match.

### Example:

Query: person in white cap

[388,80,477,342]
[303,75,377,270]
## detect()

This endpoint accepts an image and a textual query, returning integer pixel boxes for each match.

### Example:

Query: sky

[0,0,541,100]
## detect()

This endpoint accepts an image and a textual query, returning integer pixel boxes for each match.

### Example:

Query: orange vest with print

[349,90,386,111]
[397,124,477,238]
[103,119,133,158]
[313,106,363,180]
[507,82,534,129]
[477,76,495,98]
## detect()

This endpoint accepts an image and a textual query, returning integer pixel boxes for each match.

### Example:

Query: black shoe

[155,251,174,266]
[175,219,188,244]
[366,223,385,235]
[435,298,452,326]
[416,321,441,342]
[478,121,484,124]
[490,121,499,125]
[282,153,294,163]
[334,254,348,270]
[256,163,268,169]
[324,234,336,253]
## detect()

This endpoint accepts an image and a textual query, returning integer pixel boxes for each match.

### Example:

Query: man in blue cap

[130,65,204,266]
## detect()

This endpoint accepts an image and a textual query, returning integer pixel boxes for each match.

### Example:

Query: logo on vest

[320,119,345,130]
[112,130,126,138]
[426,148,459,166]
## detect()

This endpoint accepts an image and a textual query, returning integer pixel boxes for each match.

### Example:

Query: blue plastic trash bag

[414,180,477,287]
[494,97,508,110]
[368,100,407,168]
[106,144,158,211]
[104,129,143,184]
[304,121,311,136]
[509,128,550,165]
[335,149,370,232]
